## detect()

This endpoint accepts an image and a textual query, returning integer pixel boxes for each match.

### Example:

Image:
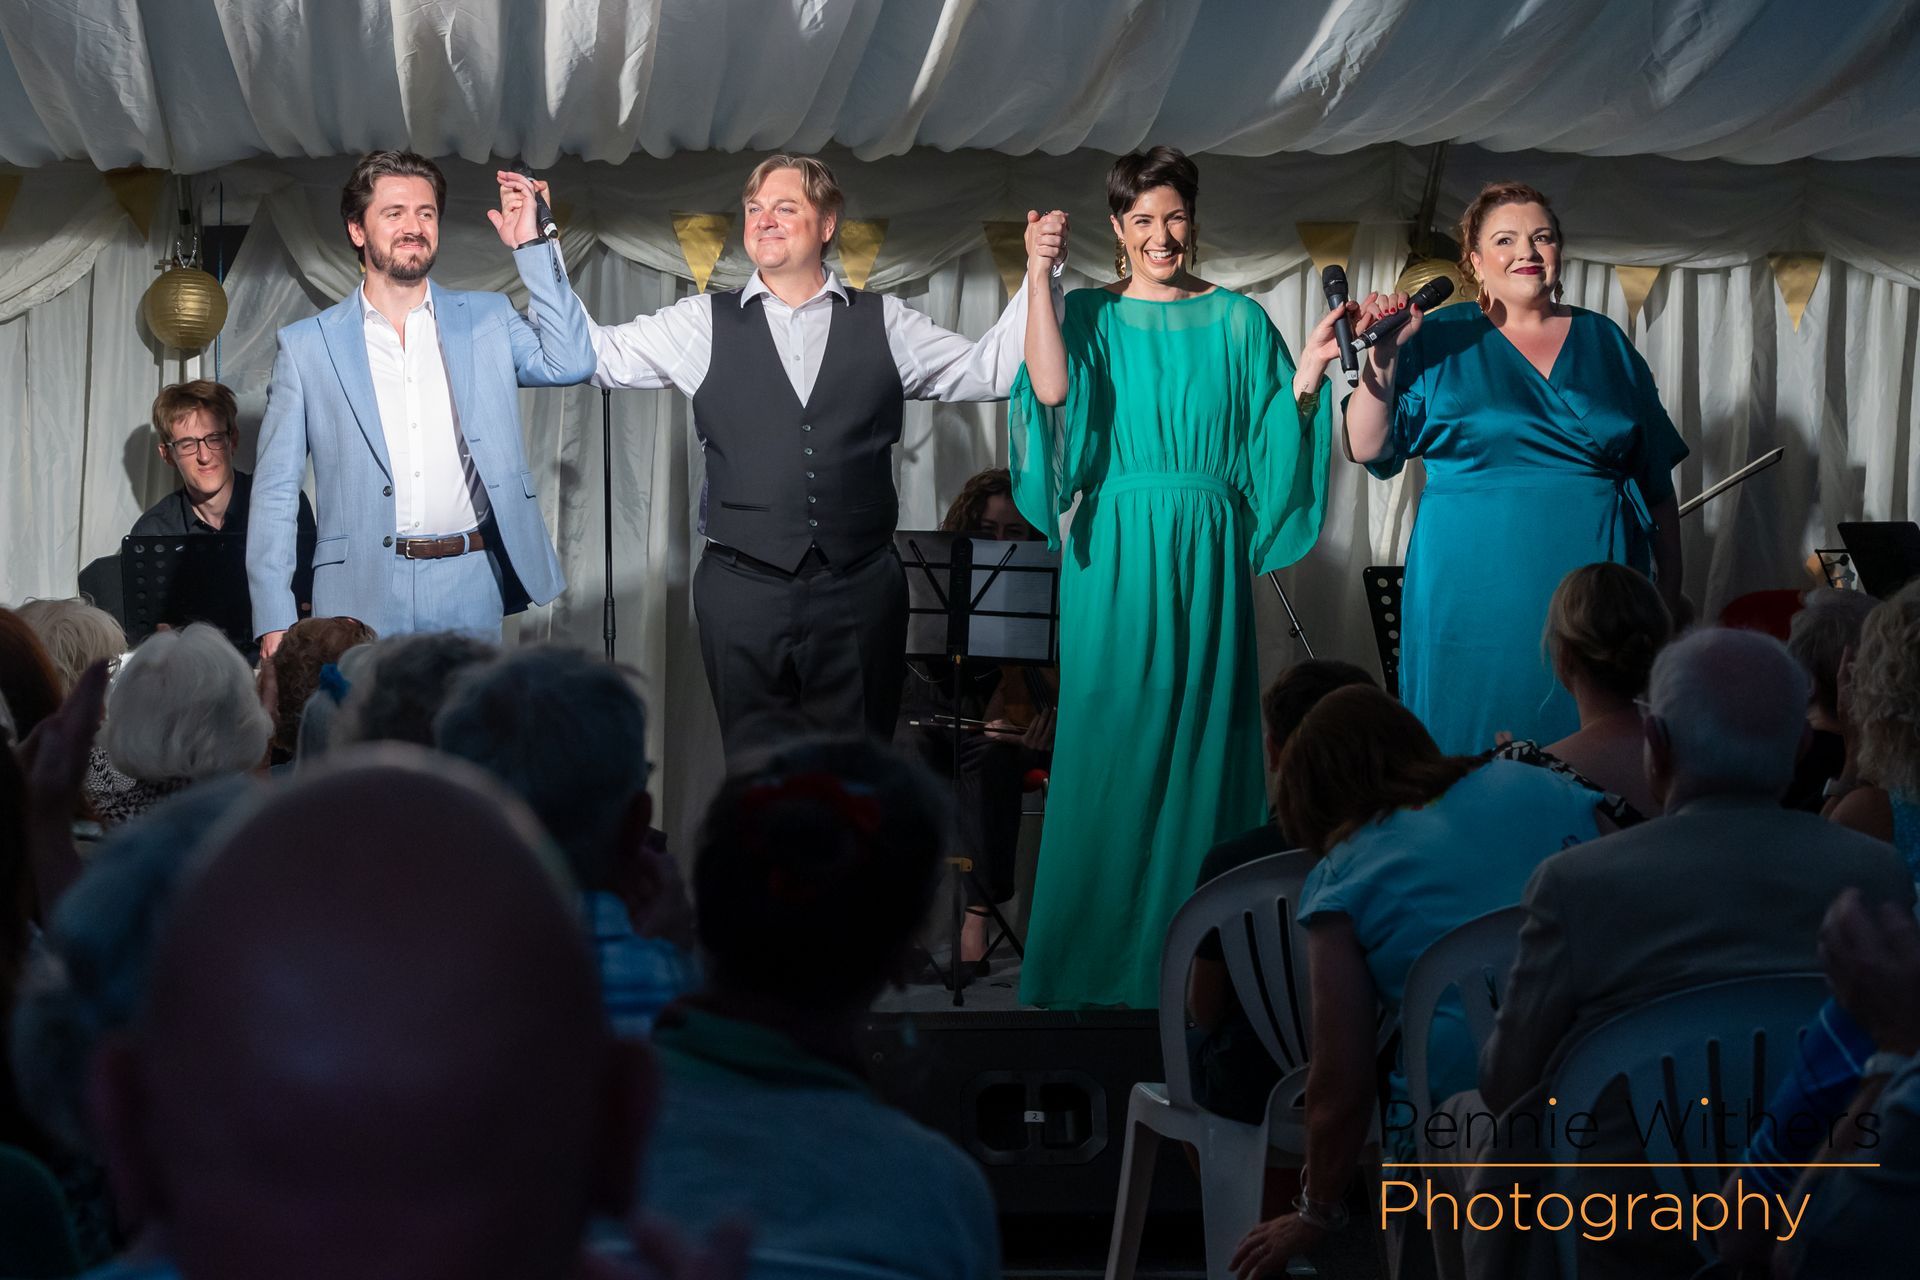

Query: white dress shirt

[359,287,487,536]
[589,270,1059,403]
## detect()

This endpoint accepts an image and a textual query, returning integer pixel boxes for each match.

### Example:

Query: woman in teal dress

[1010,147,1342,1009]
[1345,182,1689,755]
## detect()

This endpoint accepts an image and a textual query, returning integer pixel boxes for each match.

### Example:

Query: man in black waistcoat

[588,154,1066,755]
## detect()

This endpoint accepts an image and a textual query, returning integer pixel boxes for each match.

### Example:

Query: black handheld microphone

[1321,265,1359,387]
[508,161,559,241]
[1351,275,1455,352]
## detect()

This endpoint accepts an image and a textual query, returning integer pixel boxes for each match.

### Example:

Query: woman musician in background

[897,468,1056,970]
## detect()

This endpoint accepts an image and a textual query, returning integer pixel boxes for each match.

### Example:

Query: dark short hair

[340,151,448,260]
[150,380,238,444]
[694,737,947,1011]
[1107,145,1200,220]
[1260,660,1376,749]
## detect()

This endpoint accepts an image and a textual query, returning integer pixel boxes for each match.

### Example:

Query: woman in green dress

[1012,147,1345,1008]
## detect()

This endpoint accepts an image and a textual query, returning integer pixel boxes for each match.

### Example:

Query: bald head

[1645,627,1810,807]
[105,749,632,1280]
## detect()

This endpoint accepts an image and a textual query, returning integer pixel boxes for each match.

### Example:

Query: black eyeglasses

[162,431,235,459]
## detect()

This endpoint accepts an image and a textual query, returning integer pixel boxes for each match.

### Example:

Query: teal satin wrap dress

[1367,304,1689,755]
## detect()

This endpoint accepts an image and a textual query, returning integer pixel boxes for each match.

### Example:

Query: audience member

[1784,587,1877,811]
[436,646,694,1036]
[1828,580,1920,870]
[1230,686,1603,1280]
[1186,659,1374,1126]
[266,616,375,762]
[641,737,999,1280]
[333,631,495,747]
[10,778,258,1263]
[897,468,1055,968]
[291,644,377,769]
[85,751,667,1280]
[1463,628,1913,1280]
[0,607,64,742]
[1494,561,1671,822]
[1773,888,1920,1279]
[86,626,270,828]
[16,598,127,695]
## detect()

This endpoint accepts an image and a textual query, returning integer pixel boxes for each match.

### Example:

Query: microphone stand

[602,388,616,662]
[1265,572,1314,658]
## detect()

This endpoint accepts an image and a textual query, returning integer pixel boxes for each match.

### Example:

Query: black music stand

[897,530,1059,1005]
[1838,521,1920,599]
[121,533,256,654]
[1361,565,1405,699]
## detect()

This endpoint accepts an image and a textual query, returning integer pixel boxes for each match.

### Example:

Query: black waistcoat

[693,287,905,571]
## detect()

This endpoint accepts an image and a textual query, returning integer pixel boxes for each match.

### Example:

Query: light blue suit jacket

[246,241,595,638]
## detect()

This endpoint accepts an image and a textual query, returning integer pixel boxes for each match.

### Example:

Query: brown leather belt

[394,531,487,560]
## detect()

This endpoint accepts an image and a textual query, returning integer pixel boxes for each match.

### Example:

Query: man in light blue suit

[247,152,595,656]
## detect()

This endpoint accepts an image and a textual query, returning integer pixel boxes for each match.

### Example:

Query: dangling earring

[1552,279,1564,302]
[1114,239,1130,278]
[1187,231,1199,272]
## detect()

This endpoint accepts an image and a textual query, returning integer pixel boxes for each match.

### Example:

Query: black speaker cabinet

[858,1009,1201,1219]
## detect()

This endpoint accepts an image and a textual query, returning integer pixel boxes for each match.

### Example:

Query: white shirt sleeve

[885,275,1066,403]
[590,291,716,394]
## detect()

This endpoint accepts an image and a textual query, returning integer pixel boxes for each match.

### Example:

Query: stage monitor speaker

[859,1009,1201,1219]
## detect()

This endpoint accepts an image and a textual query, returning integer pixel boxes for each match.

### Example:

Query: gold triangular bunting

[104,167,168,239]
[983,221,1029,299]
[1295,222,1359,277]
[671,212,733,292]
[835,218,887,290]
[1614,265,1661,332]
[1767,253,1824,332]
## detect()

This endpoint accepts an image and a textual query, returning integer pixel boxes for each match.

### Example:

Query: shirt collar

[739,269,847,310]
[357,283,435,322]
[653,1006,867,1093]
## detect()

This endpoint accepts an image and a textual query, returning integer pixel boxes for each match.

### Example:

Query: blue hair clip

[318,663,351,704]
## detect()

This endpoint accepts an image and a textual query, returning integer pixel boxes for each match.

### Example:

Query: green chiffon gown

[1010,287,1331,1009]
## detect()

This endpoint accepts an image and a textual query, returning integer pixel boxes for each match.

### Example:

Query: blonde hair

[150,380,238,444]
[1852,581,1920,797]
[1544,564,1672,701]
[101,624,271,782]
[740,154,845,248]
[15,597,126,693]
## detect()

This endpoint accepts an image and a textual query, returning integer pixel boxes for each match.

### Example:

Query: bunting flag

[983,220,1029,298]
[671,212,732,292]
[0,173,19,236]
[104,167,168,239]
[835,218,887,290]
[1295,221,1359,277]
[1613,265,1662,332]
[1767,253,1824,332]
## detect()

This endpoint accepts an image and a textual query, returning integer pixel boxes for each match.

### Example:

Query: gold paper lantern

[142,265,228,350]
[1393,256,1474,310]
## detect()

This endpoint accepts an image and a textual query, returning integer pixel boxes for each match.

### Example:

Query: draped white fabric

[3,0,1919,169]
[4,146,1920,838]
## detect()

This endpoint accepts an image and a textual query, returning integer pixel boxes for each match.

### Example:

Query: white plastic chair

[1399,905,1526,1142]
[1105,849,1321,1280]
[1545,972,1827,1276]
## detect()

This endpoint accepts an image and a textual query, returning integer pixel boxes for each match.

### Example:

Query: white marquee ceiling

[1,0,1917,172]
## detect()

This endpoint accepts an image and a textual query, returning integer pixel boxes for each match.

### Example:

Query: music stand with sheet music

[121,533,257,653]
[897,530,1059,1005]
